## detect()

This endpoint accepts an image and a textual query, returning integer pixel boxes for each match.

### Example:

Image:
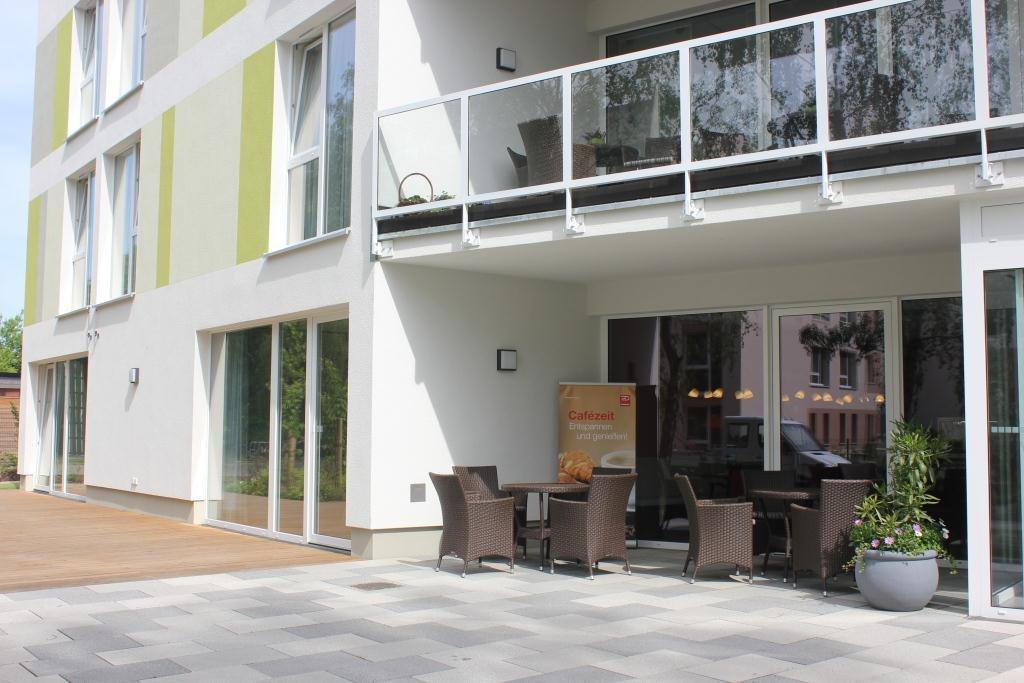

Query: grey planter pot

[855,549,938,611]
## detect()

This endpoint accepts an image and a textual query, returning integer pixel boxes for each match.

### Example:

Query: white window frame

[74,1,104,129]
[110,143,140,297]
[133,0,147,86]
[69,170,97,311]
[839,350,857,389]
[284,10,356,245]
[809,347,829,386]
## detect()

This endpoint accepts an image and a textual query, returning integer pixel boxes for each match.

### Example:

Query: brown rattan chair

[674,474,755,584]
[548,473,637,579]
[791,479,872,596]
[741,469,796,580]
[452,465,528,557]
[429,472,515,577]
[517,116,596,184]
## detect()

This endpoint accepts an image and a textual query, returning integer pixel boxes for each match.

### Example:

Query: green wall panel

[236,42,274,264]
[157,108,176,288]
[202,0,246,37]
[51,12,72,151]
[23,197,42,326]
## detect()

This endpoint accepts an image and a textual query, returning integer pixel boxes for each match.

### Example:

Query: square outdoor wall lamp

[496,47,517,72]
[497,349,517,372]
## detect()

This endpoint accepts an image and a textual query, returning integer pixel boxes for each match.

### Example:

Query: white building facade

[17,0,1024,620]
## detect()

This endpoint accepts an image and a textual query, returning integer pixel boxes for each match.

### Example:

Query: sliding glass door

[34,358,88,498]
[208,317,350,548]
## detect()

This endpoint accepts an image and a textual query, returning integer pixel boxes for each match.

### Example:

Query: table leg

[537,492,546,570]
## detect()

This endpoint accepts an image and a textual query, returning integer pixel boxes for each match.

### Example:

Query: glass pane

[53,363,65,491]
[110,148,136,297]
[79,8,96,123]
[66,358,88,497]
[278,320,306,536]
[572,53,680,178]
[36,368,54,490]
[377,100,461,209]
[608,311,764,541]
[778,311,886,486]
[119,0,138,92]
[827,0,974,140]
[691,24,816,160]
[293,44,323,155]
[316,319,349,540]
[470,78,562,194]
[324,15,355,232]
[987,0,1024,117]
[209,326,272,529]
[902,297,966,559]
[287,159,319,243]
[984,270,1024,609]
[606,4,756,57]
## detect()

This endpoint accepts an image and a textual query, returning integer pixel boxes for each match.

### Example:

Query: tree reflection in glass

[986,0,1024,117]
[690,24,816,160]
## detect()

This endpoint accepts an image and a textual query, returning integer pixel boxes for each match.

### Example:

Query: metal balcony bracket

[975,161,1004,188]
[566,213,585,236]
[682,198,705,222]
[462,226,481,248]
[372,240,394,259]
[817,181,843,206]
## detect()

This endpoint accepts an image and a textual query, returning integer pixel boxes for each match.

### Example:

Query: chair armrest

[467,496,515,519]
[703,496,746,505]
[548,497,587,516]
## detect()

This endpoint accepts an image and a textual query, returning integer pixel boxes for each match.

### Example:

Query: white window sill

[56,306,90,320]
[103,82,144,115]
[263,228,350,259]
[66,117,99,144]
[94,292,134,310]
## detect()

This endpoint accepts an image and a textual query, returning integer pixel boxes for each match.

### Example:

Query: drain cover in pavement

[352,581,400,591]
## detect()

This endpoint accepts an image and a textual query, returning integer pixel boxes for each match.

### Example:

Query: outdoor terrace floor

[1,547,1020,681]
[0,490,349,593]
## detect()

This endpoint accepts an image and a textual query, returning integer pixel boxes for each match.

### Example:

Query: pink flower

[942,529,950,540]
[870,538,880,548]
[884,536,895,545]
[894,527,902,535]
[912,523,922,537]
[853,519,862,526]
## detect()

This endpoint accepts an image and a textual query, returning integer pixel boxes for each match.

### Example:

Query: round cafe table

[501,482,589,569]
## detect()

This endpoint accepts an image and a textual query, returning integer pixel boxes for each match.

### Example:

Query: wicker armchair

[791,479,872,596]
[741,469,796,580]
[548,473,637,579]
[452,465,528,557]
[675,474,755,584]
[429,472,515,577]
[517,116,596,184]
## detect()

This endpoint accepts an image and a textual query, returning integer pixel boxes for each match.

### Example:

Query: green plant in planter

[847,419,956,572]
[582,128,605,145]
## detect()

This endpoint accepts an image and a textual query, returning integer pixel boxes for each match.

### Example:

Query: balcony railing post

[459,94,478,247]
[679,46,703,221]
[562,72,583,234]
[813,17,839,203]
[970,0,991,125]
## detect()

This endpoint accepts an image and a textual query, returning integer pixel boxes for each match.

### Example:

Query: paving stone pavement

[0,549,1021,682]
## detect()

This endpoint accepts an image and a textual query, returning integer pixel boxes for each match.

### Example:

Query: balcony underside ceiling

[385,196,962,285]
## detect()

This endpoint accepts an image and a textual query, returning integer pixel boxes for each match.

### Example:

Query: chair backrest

[452,465,502,500]
[518,116,562,185]
[586,473,637,530]
[645,136,680,162]
[674,474,701,540]
[430,473,467,530]
[819,479,872,564]
[506,147,528,188]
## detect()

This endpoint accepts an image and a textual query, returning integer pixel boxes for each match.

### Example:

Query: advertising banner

[557,383,636,483]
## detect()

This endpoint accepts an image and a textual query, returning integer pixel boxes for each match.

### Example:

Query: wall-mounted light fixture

[128,367,140,384]
[497,349,517,372]
[496,47,517,72]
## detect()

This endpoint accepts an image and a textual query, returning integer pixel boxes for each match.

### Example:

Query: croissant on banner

[558,450,594,483]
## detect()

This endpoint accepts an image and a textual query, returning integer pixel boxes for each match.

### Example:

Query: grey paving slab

[327,653,452,682]
[938,643,1024,672]
[510,664,634,682]
[62,658,190,682]
[760,637,864,665]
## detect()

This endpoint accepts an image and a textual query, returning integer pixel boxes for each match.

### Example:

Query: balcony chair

[548,473,637,579]
[791,478,872,596]
[741,469,796,580]
[452,465,528,558]
[674,474,755,584]
[516,115,596,184]
[429,472,515,577]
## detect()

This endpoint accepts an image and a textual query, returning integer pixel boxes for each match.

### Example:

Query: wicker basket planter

[856,549,938,611]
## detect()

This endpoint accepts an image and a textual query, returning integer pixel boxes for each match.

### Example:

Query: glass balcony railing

[373,0,1024,239]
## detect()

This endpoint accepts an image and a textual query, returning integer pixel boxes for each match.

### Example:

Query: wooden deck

[0,489,350,593]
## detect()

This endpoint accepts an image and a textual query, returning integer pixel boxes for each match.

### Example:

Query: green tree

[0,312,23,373]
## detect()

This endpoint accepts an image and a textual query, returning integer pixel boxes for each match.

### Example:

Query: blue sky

[0,3,36,320]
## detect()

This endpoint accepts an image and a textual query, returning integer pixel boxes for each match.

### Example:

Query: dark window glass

[606,4,756,57]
